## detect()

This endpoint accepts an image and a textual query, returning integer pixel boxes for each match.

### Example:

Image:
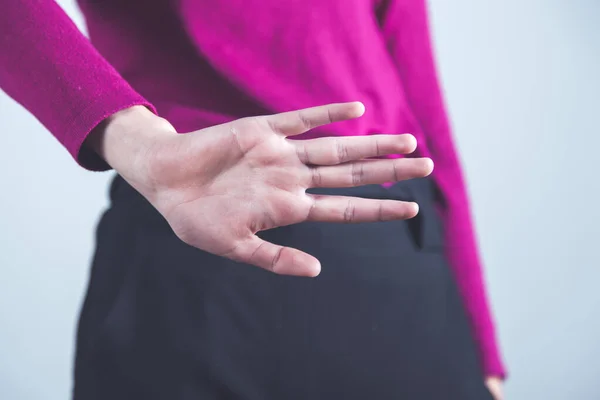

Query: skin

[87,101,432,276]
[486,376,504,400]
[87,102,503,397]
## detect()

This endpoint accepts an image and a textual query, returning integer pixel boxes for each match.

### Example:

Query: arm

[0,0,155,170]
[0,2,434,279]
[377,0,507,379]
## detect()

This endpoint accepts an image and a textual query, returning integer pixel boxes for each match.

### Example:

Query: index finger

[265,102,365,136]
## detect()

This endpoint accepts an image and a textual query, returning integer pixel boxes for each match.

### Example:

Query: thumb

[230,235,321,277]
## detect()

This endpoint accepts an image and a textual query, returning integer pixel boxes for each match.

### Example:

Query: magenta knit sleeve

[0,0,156,170]
[378,0,506,378]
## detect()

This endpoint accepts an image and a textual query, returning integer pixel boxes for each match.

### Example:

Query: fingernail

[424,158,434,172]
[412,202,420,214]
[354,102,366,115]
[406,134,417,151]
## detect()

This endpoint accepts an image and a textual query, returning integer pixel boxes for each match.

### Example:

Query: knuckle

[326,108,334,124]
[297,143,311,164]
[392,160,400,181]
[336,141,349,163]
[343,199,356,223]
[298,112,313,130]
[271,247,284,272]
[378,202,385,221]
[351,162,365,185]
[311,167,323,186]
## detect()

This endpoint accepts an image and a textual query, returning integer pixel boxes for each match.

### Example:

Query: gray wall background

[1,1,598,399]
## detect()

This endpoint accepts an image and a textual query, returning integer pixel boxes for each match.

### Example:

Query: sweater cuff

[62,92,157,171]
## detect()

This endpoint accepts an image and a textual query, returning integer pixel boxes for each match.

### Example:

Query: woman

[1,0,506,399]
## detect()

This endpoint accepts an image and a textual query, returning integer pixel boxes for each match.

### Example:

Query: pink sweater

[0,0,506,377]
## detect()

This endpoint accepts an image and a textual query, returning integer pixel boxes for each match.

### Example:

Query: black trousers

[73,175,493,400]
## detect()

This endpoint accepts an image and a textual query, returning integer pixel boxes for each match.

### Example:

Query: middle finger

[294,134,418,165]
[308,157,434,188]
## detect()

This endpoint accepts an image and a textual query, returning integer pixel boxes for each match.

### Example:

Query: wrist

[85,105,177,180]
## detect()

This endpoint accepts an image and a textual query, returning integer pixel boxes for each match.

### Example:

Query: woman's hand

[485,376,504,400]
[87,102,433,276]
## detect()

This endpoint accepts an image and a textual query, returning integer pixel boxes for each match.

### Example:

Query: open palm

[129,102,432,276]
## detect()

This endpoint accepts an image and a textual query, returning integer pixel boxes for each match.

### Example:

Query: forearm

[0,0,155,170]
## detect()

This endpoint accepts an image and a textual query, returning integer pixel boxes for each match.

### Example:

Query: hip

[73,175,490,399]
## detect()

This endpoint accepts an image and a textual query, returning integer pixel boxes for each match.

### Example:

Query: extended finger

[229,235,321,277]
[306,195,419,223]
[309,157,433,188]
[295,134,418,165]
[265,102,365,136]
